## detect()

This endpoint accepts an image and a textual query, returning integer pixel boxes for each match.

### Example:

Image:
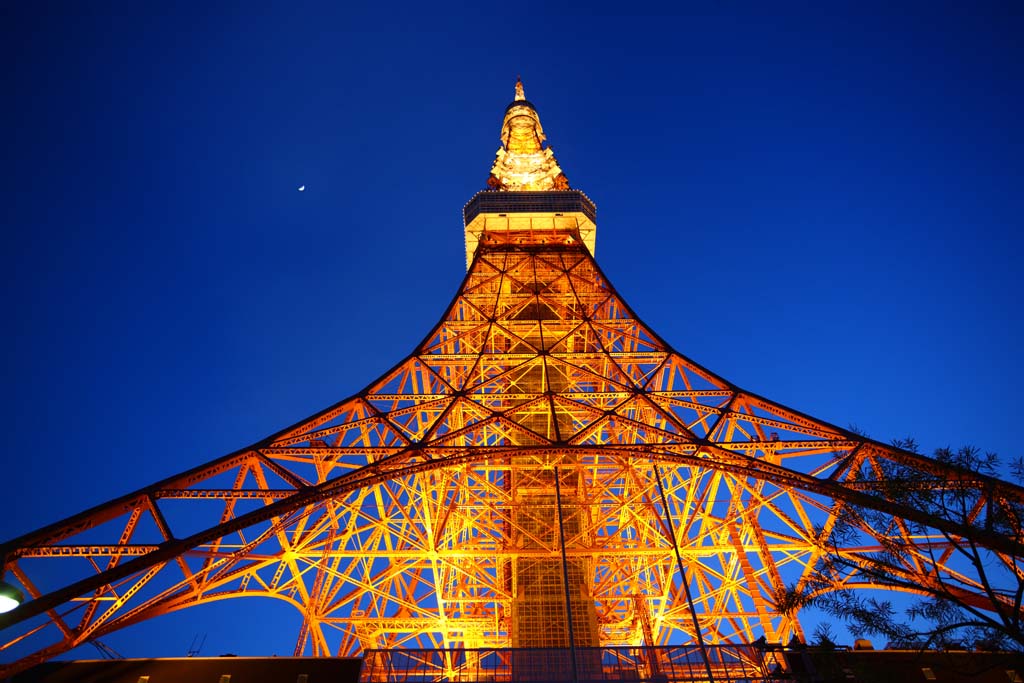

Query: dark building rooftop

[10,656,362,683]
[15,648,1021,683]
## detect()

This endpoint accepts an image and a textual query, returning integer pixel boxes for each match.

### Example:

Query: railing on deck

[360,643,820,683]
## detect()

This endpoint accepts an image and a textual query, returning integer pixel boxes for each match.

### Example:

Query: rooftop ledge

[463,190,598,269]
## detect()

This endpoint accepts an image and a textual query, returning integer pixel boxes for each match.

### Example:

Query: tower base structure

[1,79,1022,678]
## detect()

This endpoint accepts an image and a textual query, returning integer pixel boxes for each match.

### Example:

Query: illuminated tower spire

[487,78,570,192]
[465,78,594,267]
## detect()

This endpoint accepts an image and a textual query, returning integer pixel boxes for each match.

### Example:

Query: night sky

[3,2,1022,659]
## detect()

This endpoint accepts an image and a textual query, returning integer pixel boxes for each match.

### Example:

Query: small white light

[298,185,306,192]
[0,581,24,613]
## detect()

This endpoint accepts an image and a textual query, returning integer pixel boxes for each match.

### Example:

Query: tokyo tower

[1,79,1022,680]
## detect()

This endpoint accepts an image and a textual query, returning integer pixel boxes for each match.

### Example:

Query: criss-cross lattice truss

[2,81,1022,678]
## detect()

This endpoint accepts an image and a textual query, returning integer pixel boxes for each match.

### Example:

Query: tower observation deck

[1,79,1022,681]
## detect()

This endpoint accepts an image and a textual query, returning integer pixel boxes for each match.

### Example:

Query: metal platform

[361,644,782,683]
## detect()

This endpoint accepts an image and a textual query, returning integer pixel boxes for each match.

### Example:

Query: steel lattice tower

[2,80,1022,678]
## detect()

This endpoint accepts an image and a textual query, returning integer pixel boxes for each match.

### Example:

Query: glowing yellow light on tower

[487,77,570,192]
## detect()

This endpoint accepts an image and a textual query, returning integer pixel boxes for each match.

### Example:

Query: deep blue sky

[3,1,1022,659]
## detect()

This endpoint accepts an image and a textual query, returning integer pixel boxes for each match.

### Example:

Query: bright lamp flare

[0,582,24,613]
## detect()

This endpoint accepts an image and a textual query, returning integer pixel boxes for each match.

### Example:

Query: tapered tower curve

[1,79,1022,680]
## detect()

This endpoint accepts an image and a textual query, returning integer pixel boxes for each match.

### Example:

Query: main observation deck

[462,189,597,268]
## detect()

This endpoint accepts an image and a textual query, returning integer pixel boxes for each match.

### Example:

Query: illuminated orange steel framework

[2,80,1023,677]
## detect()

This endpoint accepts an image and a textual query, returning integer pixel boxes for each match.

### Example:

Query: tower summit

[464,78,596,267]
[1,79,1022,681]
[488,77,569,190]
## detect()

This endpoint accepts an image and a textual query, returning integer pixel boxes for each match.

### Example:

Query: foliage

[780,438,1024,652]
[810,622,837,650]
